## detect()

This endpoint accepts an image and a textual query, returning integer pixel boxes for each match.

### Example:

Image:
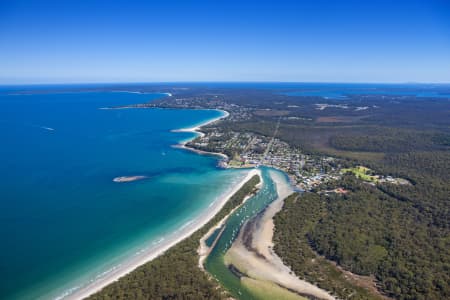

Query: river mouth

[204,167,283,299]
[203,166,335,300]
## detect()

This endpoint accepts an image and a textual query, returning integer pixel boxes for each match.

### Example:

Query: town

[186,126,342,191]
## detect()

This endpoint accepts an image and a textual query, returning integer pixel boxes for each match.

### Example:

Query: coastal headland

[171,109,230,160]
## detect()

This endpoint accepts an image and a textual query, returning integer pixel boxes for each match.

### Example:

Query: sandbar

[112,176,148,183]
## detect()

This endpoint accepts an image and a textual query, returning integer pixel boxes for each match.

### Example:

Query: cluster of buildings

[145,95,409,191]
[187,129,342,191]
[145,94,410,192]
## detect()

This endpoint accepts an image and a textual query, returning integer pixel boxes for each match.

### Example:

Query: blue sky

[0,0,449,84]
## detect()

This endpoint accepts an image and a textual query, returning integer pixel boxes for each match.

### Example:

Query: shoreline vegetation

[64,108,240,299]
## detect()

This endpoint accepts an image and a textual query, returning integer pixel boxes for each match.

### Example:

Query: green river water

[204,166,288,299]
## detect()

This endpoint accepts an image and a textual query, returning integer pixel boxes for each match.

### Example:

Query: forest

[273,193,385,300]
[274,175,449,300]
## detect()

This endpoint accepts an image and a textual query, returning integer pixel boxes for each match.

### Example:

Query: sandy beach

[63,109,245,300]
[172,109,229,138]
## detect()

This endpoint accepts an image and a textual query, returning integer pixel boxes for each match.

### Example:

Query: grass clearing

[341,166,379,182]
[241,277,307,300]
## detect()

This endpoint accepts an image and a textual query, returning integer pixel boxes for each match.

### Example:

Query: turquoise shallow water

[0,89,246,299]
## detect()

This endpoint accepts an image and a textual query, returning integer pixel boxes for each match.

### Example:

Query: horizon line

[1,80,450,86]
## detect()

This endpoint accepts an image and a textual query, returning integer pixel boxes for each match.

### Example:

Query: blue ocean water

[0,89,247,299]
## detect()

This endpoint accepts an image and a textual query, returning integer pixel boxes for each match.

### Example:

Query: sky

[0,0,449,84]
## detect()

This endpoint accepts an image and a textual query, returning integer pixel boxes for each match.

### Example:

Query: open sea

[0,88,247,299]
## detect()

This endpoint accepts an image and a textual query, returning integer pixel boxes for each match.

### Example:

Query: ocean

[0,89,247,299]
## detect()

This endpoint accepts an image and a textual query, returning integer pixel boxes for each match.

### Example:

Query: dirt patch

[327,260,392,300]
